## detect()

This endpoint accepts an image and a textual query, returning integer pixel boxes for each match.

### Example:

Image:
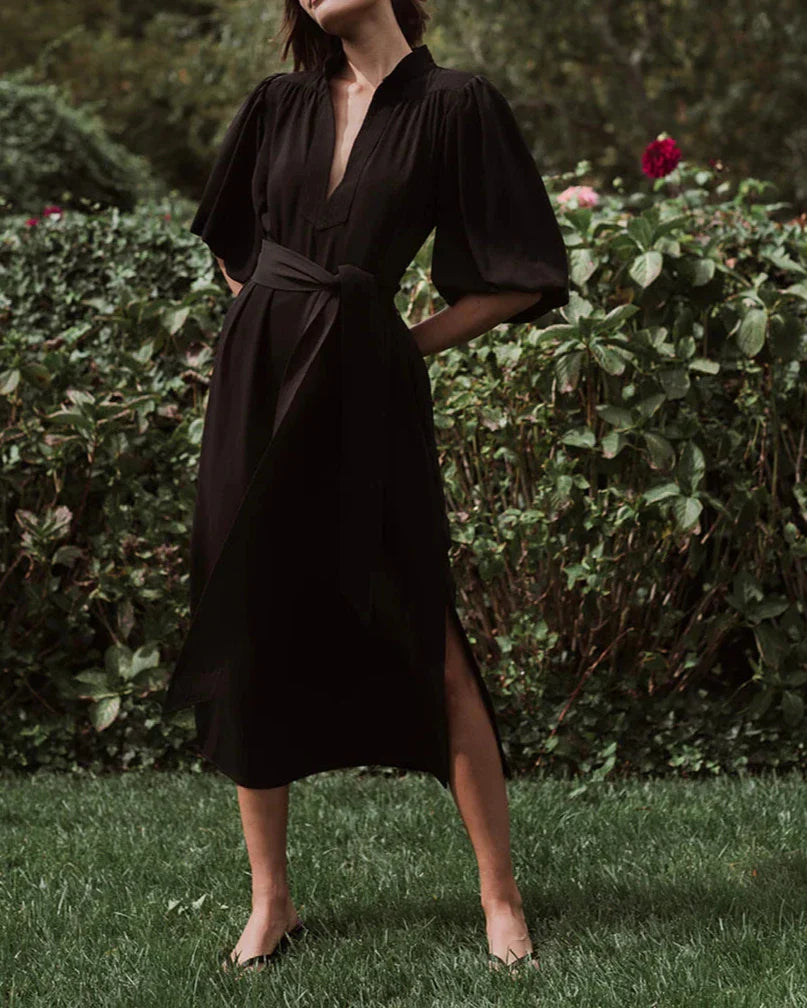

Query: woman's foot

[483,896,539,971]
[222,899,303,973]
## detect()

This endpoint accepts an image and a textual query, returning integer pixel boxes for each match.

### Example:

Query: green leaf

[732,571,764,611]
[563,291,594,324]
[132,341,155,365]
[105,643,133,680]
[131,643,160,678]
[753,623,788,670]
[676,335,696,360]
[569,247,597,286]
[629,251,663,288]
[677,442,706,495]
[600,303,640,329]
[736,308,767,357]
[493,342,522,368]
[672,495,702,531]
[601,430,627,458]
[75,669,112,691]
[66,389,95,407]
[654,237,681,257]
[596,404,634,429]
[561,426,596,448]
[90,696,121,731]
[52,544,82,567]
[786,669,807,689]
[659,367,690,399]
[541,323,577,338]
[681,257,716,286]
[164,306,190,335]
[636,393,666,419]
[564,563,587,589]
[643,482,680,504]
[689,357,720,374]
[746,687,775,720]
[765,250,806,275]
[60,322,94,345]
[495,635,513,654]
[752,598,791,621]
[0,368,21,395]
[188,417,205,445]
[590,343,626,375]
[627,216,655,250]
[47,410,94,433]
[555,350,582,392]
[781,690,804,727]
[643,432,675,470]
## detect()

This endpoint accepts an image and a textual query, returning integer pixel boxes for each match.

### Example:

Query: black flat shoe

[221,921,306,974]
[487,948,539,972]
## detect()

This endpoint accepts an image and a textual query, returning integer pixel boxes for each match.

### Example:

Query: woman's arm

[216,256,540,351]
[216,256,244,297]
[410,289,543,356]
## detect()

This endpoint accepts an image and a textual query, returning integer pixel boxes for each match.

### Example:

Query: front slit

[441,584,513,786]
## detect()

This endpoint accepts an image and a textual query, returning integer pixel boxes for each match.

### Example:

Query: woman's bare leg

[443,606,537,967]
[224,783,302,968]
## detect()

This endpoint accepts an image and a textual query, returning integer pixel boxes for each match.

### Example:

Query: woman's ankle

[480,883,524,916]
[250,889,295,917]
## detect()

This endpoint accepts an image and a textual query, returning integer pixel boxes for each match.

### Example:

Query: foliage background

[0,0,806,780]
[1,0,806,210]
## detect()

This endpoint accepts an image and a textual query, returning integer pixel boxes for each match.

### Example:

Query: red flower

[42,205,62,216]
[641,136,681,179]
[25,217,39,227]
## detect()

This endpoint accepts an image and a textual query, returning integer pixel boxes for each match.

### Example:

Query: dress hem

[193,744,452,792]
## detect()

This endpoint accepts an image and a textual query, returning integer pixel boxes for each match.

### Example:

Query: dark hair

[273,0,430,73]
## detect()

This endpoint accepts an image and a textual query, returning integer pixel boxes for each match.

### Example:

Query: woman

[162,0,569,975]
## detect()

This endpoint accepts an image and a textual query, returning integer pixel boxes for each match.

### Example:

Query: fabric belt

[249,236,400,627]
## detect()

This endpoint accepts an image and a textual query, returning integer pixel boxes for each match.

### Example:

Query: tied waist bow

[250,236,401,626]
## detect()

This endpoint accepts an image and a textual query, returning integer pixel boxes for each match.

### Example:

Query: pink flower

[25,217,39,227]
[641,136,681,178]
[557,185,600,208]
[42,205,62,217]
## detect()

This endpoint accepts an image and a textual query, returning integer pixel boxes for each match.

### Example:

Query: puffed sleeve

[431,74,569,325]
[189,74,282,284]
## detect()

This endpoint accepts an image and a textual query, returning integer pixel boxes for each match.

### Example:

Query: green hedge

[0,73,161,215]
[1,196,217,771]
[1,161,805,780]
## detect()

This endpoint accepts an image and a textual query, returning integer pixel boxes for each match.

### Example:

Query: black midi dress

[161,42,569,790]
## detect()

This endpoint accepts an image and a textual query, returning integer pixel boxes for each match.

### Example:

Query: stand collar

[321,43,435,87]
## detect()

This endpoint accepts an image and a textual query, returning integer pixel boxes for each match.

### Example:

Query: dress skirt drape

[161,43,569,790]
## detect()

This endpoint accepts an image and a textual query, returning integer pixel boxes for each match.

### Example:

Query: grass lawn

[2,767,807,1006]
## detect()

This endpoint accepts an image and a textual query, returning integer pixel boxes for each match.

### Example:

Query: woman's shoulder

[239,67,321,110]
[424,63,507,109]
[263,67,321,91]
[427,63,478,92]
[424,65,504,114]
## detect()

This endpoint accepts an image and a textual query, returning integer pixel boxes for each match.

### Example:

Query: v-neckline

[321,47,417,213]
[321,78,380,212]
[304,43,435,229]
